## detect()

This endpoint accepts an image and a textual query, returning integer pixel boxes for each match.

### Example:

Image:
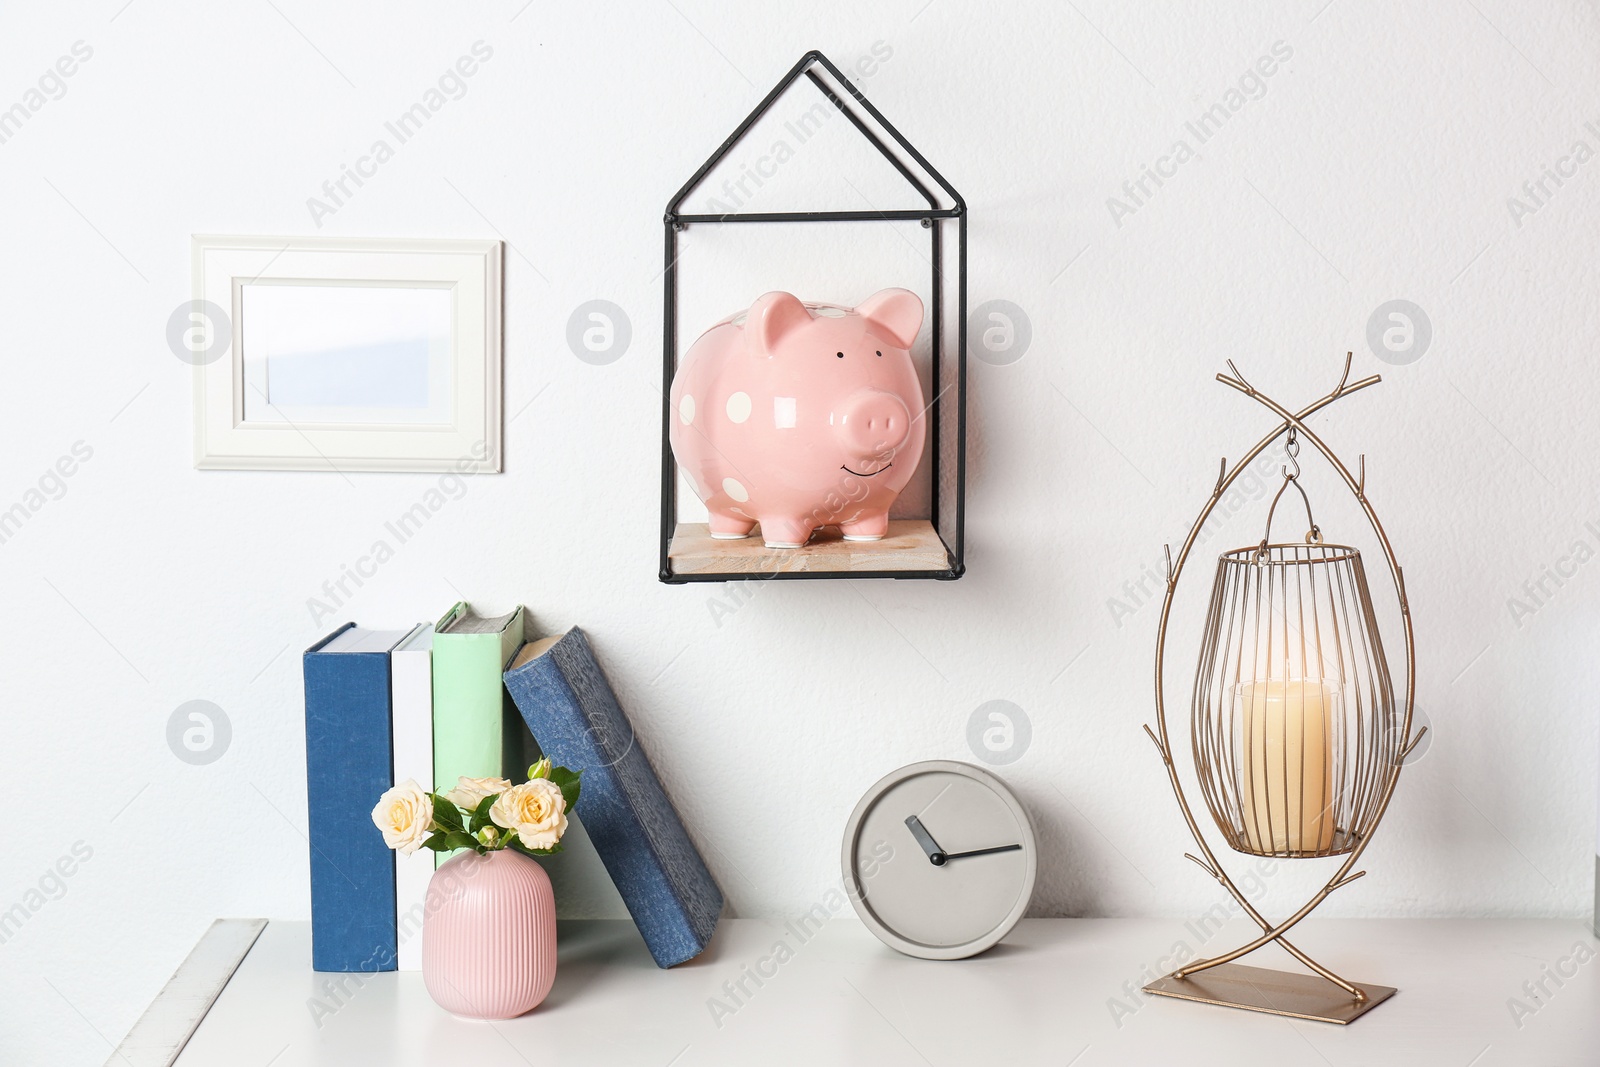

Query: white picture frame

[190,235,503,473]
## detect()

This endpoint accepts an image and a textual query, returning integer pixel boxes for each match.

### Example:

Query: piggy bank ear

[856,288,923,350]
[748,291,811,357]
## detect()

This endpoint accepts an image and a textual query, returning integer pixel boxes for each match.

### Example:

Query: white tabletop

[166,917,1600,1066]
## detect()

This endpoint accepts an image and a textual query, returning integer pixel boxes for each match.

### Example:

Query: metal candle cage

[1193,504,1399,860]
[659,50,966,584]
[1143,356,1422,1025]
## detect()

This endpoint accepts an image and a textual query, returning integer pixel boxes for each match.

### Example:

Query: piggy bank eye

[876,350,882,357]
[835,351,844,359]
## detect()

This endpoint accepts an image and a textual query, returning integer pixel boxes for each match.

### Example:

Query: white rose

[489,779,568,850]
[443,775,512,812]
[370,779,433,855]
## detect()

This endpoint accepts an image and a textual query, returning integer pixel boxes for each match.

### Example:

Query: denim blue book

[304,623,411,972]
[504,627,722,967]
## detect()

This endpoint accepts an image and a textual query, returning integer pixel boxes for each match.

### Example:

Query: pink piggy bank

[670,289,926,549]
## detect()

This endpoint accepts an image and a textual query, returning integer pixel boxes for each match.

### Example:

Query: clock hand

[904,815,947,865]
[941,844,1023,860]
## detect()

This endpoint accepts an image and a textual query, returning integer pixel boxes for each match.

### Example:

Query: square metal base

[1144,962,1396,1025]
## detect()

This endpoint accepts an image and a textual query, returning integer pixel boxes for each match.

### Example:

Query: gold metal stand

[1144,964,1396,1025]
[1141,356,1422,1025]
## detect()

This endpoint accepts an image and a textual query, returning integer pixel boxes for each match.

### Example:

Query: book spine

[505,631,722,967]
[303,650,397,972]
[390,639,433,970]
[432,633,506,796]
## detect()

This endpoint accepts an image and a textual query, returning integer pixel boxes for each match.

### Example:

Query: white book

[390,622,434,970]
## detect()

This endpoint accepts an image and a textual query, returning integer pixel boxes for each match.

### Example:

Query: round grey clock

[841,760,1037,960]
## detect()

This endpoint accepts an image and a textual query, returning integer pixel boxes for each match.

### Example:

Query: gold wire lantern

[1193,479,1400,859]
[1142,357,1422,1025]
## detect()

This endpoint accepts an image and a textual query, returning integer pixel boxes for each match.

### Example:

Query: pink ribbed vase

[421,849,557,1019]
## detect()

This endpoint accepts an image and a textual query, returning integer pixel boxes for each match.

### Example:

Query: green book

[431,604,532,836]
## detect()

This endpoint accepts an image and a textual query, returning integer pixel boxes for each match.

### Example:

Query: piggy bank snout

[834,389,911,456]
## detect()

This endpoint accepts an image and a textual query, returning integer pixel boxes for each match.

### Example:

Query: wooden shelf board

[667,519,950,575]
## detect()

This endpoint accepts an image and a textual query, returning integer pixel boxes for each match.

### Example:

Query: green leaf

[549,767,582,811]
[420,831,451,852]
[431,795,464,832]
[469,793,498,834]
[438,830,482,854]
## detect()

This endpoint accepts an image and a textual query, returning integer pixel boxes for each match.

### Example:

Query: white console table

[120,917,1600,1066]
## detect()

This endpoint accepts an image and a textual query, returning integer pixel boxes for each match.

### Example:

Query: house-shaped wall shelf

[660,50,967,584]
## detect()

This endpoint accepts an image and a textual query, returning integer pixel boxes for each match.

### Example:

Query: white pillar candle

[1238,680,1335,854]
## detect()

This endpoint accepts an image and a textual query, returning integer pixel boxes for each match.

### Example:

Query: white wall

[4,1,1599,1061]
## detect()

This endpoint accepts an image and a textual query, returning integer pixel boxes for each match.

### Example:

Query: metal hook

[1282,427,1302,482]
[1260,435,1320,555]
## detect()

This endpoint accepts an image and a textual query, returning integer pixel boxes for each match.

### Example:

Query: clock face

[841,760,1037,960]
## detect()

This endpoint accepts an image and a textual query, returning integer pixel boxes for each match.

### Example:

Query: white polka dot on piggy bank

[668,289,927,549]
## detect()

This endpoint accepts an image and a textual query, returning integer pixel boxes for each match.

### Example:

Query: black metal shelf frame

[659,50,967,584]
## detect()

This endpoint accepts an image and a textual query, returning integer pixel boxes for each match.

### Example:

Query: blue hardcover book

[504,627,723,967]
[304,624,410,972]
